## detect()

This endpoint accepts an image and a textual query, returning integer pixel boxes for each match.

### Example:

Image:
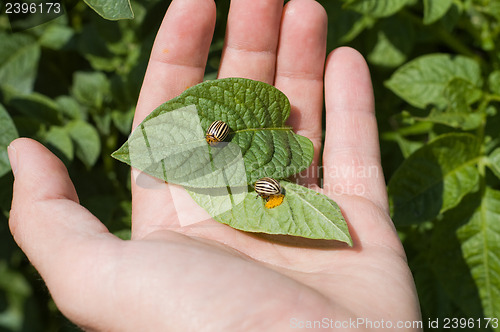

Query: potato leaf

[343,0,412,18]
[488,148,500,179]
[10,92,62,125]
[488,70,500,95]
[389,133,481,225]
[385,54,482,109]
[427,193,485,317]
[0,104,19,177]
[45,126,74,162]
[71,71,110,109]
[67,120,101,168]
[83,0,134,20]
[423,0,454,25]
[367,16,414,67]
[419,78,484,130]
[188,181,352,244]
[0,33,40,94]
[112,78,314,188]
[458,188,500,319]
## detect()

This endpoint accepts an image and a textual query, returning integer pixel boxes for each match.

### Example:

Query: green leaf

[488,70,500,95]
[112,78,314,188]
[55,96,86,120]
[487,148,500,179]
[9,92,62,125]
[428,193,485,318]
[440,3,461,31]
[410,253,459,321]
[111,107,134,135]
[420,78,484,130]
[44,126,74,162]
[189,181,352,244]
[367,16,414,67]
[39,24,74,50]
[83,0,134,20]
[322,1,367,47]
[388,134,424,158]
[442,78,483,105]
[0,32,40,94]
[0,104,19,177]
[114,105,248,188]
[457,187,500,319]
[385,54,482,109]
[485,1,500,21]
[0,261,32,331]
[388,134,481,225]
[113,229,131,240]
[343,0,412,17]
[423,0,454,25]
[71,71,110,109]
[77,22,140,72]
[77,24,115,72]
[66,120,101,168]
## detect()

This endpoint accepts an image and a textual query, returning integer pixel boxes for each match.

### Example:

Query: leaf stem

[234,127,293,134]
[485,93,500,103]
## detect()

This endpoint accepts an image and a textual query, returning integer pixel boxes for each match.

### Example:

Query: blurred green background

[1,0,499,331]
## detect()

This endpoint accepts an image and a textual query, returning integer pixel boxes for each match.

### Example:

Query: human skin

[8,0,422,330]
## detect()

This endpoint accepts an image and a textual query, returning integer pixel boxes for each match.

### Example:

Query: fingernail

[7,144,18,176]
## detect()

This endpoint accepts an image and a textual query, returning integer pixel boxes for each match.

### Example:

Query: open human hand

[8,0,422,330]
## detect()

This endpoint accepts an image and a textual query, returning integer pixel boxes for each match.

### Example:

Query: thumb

[8,138,115,320]
[8,138,110,256]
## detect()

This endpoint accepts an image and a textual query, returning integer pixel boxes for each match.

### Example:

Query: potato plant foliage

[0,0,500,330]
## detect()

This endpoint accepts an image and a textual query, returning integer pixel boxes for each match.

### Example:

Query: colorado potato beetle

[254,177,284,209]
[205,120,229,146]
[254,177,282,200]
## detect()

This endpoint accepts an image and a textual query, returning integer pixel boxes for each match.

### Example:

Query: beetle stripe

[206,120,229,145]
[207,121,229,139]
[254,177,282,196]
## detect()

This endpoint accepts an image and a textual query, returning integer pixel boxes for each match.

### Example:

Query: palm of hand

[8,0,421,330]
[121,192,416,331]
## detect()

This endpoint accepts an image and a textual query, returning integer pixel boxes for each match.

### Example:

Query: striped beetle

[254,177,282,201]
[205,120,229,146]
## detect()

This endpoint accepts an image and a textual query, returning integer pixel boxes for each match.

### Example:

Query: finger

[323,47,389,214]
[274,0,327,187]
[133,0,216,128]
[131,0,216,238]
[218,0,283,83]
